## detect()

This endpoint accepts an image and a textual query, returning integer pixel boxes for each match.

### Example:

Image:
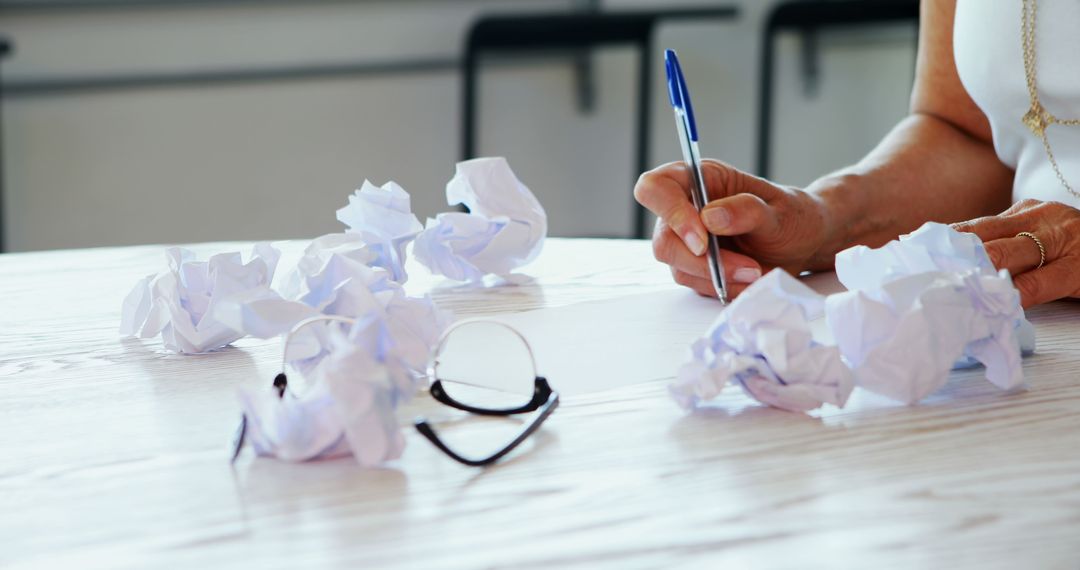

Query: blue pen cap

[664,49,681,108]
[664,49,699,142]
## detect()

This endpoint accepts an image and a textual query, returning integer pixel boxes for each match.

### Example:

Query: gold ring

[1016,231,1046,269]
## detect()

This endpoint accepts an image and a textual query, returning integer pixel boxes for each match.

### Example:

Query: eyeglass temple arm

[415,392,559,467]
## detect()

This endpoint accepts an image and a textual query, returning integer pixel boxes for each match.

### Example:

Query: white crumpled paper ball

[415,157,547,282]
[214,239,449,373]
[336,180,424,283]
[120,243,280,354]
[238,316,413,465]
[671,270,854,413]
[828,222,1031,404]
[826,269,1027,404]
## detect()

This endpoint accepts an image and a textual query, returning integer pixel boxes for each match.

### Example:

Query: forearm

[804,112,1014,269]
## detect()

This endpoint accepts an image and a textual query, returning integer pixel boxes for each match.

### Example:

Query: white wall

[0,0,917,251]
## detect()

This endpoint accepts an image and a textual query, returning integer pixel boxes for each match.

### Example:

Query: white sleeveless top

[953,0,1080,207]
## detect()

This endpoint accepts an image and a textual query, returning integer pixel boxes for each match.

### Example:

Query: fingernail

[733,267,761,283]
[684,231,707,256]
[704,207,730,231]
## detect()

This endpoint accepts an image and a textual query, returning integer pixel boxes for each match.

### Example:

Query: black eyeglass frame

[415,318,559,467]
[230,316,559,467]
[415,376,559,467]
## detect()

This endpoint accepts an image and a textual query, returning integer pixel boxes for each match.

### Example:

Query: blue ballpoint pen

[664,49,729,304]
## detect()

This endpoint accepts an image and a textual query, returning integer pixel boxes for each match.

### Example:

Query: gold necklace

[1021,0,1080,199]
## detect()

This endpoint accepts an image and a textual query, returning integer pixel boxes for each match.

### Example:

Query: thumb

[698,160,783,237]
[701,193,780,237]
[700,159,784,202]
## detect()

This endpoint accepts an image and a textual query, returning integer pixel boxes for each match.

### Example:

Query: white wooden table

[2,238,1078,569]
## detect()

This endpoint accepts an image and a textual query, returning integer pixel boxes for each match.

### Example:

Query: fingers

[635,160,783,257]
[951,199,1042,241]
[952,215,1029,242]
[701,193,779,237]
[671,268,718,298]
[984,235,1044,275]
[671,268,754,300]
[1013,257,1080,308]
[635,163,709,255]
[953,199,1080,306]
[653,222,763,285]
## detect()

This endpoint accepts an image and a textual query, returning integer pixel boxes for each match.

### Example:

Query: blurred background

[0,0,917,252]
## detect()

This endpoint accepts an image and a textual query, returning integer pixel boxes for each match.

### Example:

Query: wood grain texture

[1,238,1078,569]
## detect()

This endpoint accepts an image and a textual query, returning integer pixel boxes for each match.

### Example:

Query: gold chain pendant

[1022,102,1049,136]
[1021,0,1080,199]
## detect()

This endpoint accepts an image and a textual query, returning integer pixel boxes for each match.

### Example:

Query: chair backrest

[0,36,11,253]
[757,0,919,179]
[466,13,656,54]
[461,8,739,239]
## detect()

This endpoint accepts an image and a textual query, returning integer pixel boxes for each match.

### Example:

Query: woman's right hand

[633,159,833,299]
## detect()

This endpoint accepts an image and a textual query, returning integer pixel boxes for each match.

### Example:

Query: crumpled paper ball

[836,221,996,291]
[119,243,280,354]
[827,269,1027,404]
[214,237,449,373]
[671,270,855,413]
[336,180,424,283]
[237,315,413,465]
[280,233,378,300]
[414,157,547,282]
[828,221,1031,404]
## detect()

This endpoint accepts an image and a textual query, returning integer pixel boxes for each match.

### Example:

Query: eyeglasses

[416,318,559,466]
[231,316,559,467]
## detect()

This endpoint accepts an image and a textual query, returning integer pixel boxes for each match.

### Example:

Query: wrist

[802,172,866,269]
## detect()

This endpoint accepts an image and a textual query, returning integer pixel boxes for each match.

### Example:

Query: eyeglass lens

[418,320,558,466]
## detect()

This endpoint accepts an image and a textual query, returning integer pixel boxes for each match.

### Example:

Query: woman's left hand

[953,199,1080,308]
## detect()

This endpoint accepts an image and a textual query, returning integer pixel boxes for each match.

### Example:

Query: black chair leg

[634,36,653,240]
[0,82,5,253]
[756,24,776,180]
[462,51,478,163]
[0,46,8,253]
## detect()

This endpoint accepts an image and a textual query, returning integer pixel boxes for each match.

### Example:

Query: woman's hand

[633,159,832,299]
[953,199,1080,307]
